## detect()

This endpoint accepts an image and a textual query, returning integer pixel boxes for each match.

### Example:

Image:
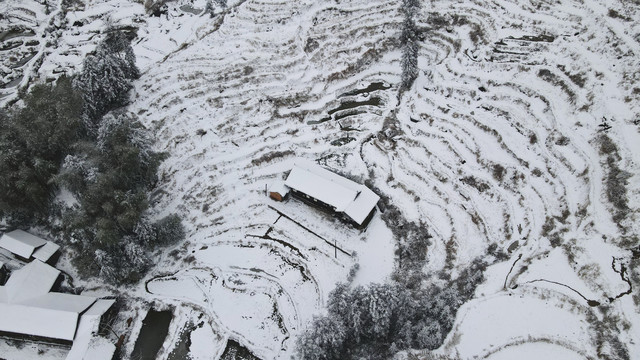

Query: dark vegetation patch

[304,38,319,53]
[541,213,570,248]
[568,73,587,88]
[460,176,490,192]
[607,8,631,21]
[372,189,432,289]
[61,0,85,11]
[555,135,570,146]
[296,260,486,360]
[557,64,587,88]
[399,0,420,94]
[0,31,185,285]
[597,135,631,227]
[145,0,173,17]
[326,38,395,83]
[0,76,82,223]
[468,23,485,45]
[251,150,294,166]
[630,250,640,310]
[537,68,576,103]
[587,306,630,360]
[531,168,543,177]
[492,164,506,182]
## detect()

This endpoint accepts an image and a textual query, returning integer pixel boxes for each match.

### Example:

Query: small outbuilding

[269,180,290,202]
[280,159,380,228]
[0,230,60,264]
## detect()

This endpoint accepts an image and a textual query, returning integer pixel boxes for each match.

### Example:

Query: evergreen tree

[297,260,487,359]
[58,111,170,283]
[74,31,139,129]
[0,77,83,223]
[296,316,346,360]
[399,0,420,93]
[96,31,140,80]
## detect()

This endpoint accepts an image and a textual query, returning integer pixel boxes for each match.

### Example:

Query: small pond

[130,309,173,360]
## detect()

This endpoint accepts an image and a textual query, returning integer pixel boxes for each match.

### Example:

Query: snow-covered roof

[4,260,59,303]
[66,300,117,360]
[21,293,97,313]
[0,302,83,341]
[343,187,382,225]
[0,261,101,342]
[284,159,379,225]
[0,230,47,259]
[83,298,116,318]
[32,241,60,263]
[269,180,290,196]
[67,332,116,360]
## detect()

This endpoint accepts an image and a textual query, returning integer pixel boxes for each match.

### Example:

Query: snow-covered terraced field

[1,0,639,359]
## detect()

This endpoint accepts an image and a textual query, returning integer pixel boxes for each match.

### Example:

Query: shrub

[153,214,186,248]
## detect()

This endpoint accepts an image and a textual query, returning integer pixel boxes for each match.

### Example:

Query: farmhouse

[272,159,380,228]
[0,229,60,264]
[0,260,115,347]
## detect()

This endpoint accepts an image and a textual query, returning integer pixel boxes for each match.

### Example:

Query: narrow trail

[503,253,522,289]
[524,279,601,307]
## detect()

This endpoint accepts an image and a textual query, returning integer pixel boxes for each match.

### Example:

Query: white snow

[2,0,640,358]
[447,292,591,359]
[484,342,587,360]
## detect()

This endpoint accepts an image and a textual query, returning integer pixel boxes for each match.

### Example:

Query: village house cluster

[0,230,116,359]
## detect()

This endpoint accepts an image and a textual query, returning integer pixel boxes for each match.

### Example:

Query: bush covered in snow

[297,259,486,360]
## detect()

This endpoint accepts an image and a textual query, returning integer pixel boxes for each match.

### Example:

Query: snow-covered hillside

[1,0,639,359]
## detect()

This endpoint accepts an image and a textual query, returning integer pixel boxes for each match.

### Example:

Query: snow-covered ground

[1,0,639,359]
